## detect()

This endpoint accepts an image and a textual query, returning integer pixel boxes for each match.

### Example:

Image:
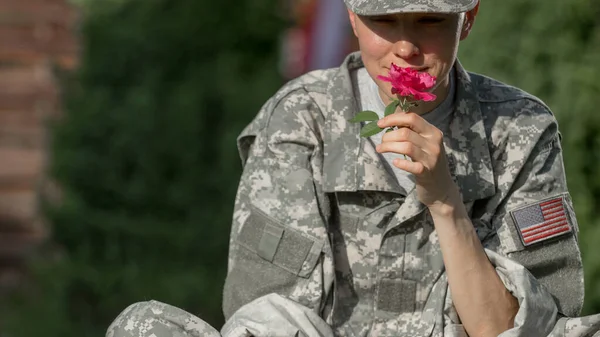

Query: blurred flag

[280,0,356,79]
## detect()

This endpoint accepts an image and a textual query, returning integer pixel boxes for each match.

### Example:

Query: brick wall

[0,0,78,291]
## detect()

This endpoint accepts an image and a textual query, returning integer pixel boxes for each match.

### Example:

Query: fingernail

[377,119,384,127]
[376,145,381,152]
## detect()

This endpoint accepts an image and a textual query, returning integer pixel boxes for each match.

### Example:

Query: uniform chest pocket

[334,192,401,238]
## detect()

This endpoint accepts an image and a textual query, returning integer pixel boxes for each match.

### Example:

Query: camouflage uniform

[221,52,587,336]
[105,54,600,337]
[106,52,599,337]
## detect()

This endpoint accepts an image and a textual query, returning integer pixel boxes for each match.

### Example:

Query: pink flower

[377,64,437,102]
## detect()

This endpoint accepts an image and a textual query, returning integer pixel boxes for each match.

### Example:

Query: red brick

[0,51,77,68]
[0,0,78,25]
[0,190,38,224]
[0,91,58,112]
[0,109,45,128]
[0,63,55,94]
[0,176,37,194]
[0,148,44,178]
[0,230,45,258]
[0,0,78,290]
[0,24,78,56]
[0,126,47,149]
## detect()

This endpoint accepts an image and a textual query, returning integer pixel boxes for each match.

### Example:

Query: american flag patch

[510,196,572,246]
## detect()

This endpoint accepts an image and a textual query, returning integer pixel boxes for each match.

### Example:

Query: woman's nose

[391,39,420,60]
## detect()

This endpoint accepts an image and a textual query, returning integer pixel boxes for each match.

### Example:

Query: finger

[377,112,430,134]
[376,141,428,163]
[392,158,425,175]
[381,127,442,156]
[381,126,429,151]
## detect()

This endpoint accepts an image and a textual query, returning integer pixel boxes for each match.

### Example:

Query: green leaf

[360,121,384,137]
[384,100,400,116]
[349,110,379,123]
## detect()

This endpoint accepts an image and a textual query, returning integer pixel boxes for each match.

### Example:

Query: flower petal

[382,64,438,102]
[378,75,392,83]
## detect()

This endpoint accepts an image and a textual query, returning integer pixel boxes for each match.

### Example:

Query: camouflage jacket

[222,52,585,337]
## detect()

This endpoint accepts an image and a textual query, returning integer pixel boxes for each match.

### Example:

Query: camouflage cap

[344,0,478,15]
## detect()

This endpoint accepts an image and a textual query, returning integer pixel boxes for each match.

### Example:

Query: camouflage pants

[107,250,600,337]
[106,293,335,337]
[106,250,600,337]
[105,296,600,337]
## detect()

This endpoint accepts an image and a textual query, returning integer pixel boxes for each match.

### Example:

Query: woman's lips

[383,66,429,71]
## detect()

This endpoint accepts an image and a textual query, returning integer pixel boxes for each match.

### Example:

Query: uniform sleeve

[481,100,584,327]
[222,89,333,321]
[483,250,600,337]
[221,293,334,337]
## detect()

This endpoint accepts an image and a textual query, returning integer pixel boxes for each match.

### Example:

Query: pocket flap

[237,206,323,278]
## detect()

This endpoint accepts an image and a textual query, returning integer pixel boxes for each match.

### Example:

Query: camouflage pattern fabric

[105,293,335,337]
[106,300,220,337]
[548,315,600,337]
[105,51,599,336]
[486,248,558,336]
[343,0,478,15]
[104,299,600,337]
[222,51,587,336]
[221,293,334,337]
[103,253,600,336]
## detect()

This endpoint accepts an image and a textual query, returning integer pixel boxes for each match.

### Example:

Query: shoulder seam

[482,94,553,116]
[468,71,551,110]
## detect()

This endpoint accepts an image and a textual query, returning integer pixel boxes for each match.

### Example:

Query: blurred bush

[1,0,285,336]
[458,0,600,315]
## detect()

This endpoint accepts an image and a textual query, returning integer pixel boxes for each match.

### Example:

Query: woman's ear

[460,2,479,40]
[348,10,359,37]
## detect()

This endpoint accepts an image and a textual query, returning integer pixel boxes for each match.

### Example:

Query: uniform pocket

[236,205,323,278]
[223,206,325,317]
[335,191,401,238]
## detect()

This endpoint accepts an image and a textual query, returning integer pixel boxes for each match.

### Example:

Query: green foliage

[349,110,379,123]
[1,0,285,336]
[384,100,399,116]
[359,121,385,137]
[458,0,600,314]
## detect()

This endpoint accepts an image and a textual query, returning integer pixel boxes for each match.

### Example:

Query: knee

[105,300,221,337]
[106,301,157,337]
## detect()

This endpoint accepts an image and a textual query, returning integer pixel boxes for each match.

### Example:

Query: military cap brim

[344,0,478,15]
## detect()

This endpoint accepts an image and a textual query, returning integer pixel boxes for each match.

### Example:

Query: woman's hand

[376,112,460,209]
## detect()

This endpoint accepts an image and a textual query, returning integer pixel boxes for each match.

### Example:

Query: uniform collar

[322,52,496,203]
